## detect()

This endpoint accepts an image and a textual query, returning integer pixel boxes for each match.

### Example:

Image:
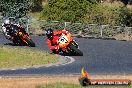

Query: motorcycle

[9,25,35,47]
[57,32,83,56]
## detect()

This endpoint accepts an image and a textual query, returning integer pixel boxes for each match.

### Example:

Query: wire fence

[38,20,132,39]
[0,16,3,34]
[1,17,132,40]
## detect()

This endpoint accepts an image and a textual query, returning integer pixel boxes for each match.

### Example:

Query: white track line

[0,56,75,71]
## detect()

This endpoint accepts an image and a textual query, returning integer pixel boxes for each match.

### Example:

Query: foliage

[40,1,131,26]
[83,4,121,25]
[0,0,32,17]
[117,7,132,27]
[31,0,43,12]
[30,1,132,27]
[41,0,97,22]
[40,21,65,30]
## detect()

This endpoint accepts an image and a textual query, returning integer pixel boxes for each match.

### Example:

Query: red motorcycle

[56,31,83,56]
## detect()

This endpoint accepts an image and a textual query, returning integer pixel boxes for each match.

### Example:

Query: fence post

[125,27,131,40]
[0,16,3,33]
[26,17,29,34]
[100,25,103,38]
[64,22,67,29]
[64,22,69,29]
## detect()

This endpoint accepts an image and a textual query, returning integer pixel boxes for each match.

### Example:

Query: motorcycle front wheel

[68,43,83,56]
[25,38,36,47]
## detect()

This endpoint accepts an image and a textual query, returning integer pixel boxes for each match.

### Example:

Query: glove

[62,29,68,35]
[55,46,59,51]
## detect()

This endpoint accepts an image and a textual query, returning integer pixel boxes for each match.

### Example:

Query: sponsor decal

[79,67,131,86]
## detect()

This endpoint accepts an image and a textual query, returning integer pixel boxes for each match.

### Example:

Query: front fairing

[57,33,73,49]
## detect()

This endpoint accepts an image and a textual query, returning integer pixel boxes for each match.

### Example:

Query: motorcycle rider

[2,18,27,40]
[46,28,69,54]
[2,18,12,40]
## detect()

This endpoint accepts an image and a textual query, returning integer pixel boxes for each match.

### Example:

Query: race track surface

[0,34,132,76]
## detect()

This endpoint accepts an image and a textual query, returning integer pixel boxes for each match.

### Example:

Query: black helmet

[46,28,53,39]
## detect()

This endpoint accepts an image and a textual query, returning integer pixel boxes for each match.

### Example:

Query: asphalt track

[0,34,132,76]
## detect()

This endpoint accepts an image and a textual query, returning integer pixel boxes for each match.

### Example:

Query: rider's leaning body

[46,28,69,53]
[2,18,27,40]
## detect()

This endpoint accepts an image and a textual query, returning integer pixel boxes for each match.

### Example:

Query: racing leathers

[47,29,69,54]
[2,23,26,40]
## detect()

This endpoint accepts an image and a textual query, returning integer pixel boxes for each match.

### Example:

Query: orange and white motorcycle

[57,32,83,56]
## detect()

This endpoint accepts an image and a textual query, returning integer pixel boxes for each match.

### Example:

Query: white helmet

[3,19,10,25]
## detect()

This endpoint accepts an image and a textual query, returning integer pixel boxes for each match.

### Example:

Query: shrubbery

[40,1,132,27]
[83,4,119,25]
[1,0,131,28]
[40,0,97,22]
[117,7,132,26]
[0,0,32,17]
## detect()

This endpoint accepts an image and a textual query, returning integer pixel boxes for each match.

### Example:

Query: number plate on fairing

[58,34,68,44]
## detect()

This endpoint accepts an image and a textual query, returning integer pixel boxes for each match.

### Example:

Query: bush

[41,0,97,22]
[41,1,132,26]
[83,4,121,25]
[31,0,43,12]
[0,0,32,17]
[117,6,132,27]
[33,1,132,28]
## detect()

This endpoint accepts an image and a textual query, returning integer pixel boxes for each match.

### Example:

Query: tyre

[12,36,23,46]
[52,49,59,54]
[69,43,83,56]
[79,77,91,86]
[25,38,36,47]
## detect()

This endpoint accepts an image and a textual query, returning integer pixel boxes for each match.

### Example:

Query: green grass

[36,83,132,88]
[0,46,59,68]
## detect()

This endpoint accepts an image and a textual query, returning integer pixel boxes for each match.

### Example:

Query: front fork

[70,41,79,48]
[62,41,79,53]
[19,32,30,45]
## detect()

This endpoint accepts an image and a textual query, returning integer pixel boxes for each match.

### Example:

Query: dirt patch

[113,34,132,41]
[0,74,131,88]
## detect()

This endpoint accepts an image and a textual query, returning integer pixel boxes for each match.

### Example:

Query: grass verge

[0,46,59,68]
[0,75,131,88]
[36,83,131,88]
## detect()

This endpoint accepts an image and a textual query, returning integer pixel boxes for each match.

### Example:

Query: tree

[42,0,97,22]
[0,0,32,17]
[31,0,43,12]
[120,0,129,6]
[118,7,132,26]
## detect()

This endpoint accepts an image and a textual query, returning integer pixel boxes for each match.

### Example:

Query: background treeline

[40,0,132,26]
[0,0,132,26]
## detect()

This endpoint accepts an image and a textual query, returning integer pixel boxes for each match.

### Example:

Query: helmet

[3,19,10,25]
[46,28,53,39]
[3,18,11,28]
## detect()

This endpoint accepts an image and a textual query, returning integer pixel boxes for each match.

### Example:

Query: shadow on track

[4,43,16,46]
[59,52,83,56]
[4,43,27,46]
